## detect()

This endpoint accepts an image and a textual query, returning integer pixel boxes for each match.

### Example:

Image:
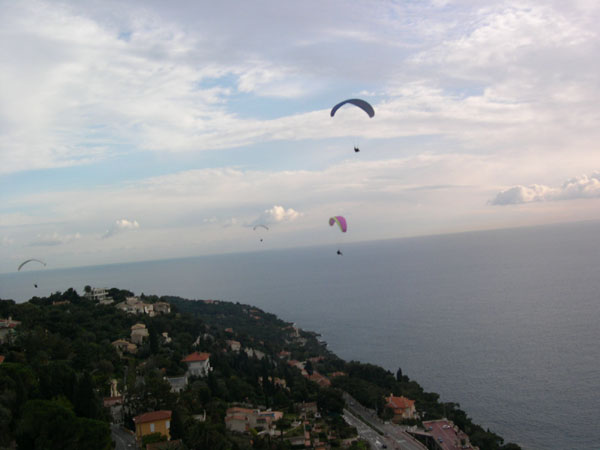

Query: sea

[2,221,599,450]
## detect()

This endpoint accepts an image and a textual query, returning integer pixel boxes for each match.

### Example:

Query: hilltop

[0,288,520,450]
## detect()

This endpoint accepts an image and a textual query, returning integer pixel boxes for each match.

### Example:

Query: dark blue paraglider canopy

[330,99,375,118]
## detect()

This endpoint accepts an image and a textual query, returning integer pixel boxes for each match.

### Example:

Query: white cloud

[102,219,140,238]
[257,205,302,225]
[2,236,14,247]
[490,173,600,205]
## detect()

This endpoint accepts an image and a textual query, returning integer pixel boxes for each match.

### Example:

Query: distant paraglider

[253,224,269,242]
[18,259,46,271]
[331,99,374,152]
[329,216,347,256]
[330,99,375,118]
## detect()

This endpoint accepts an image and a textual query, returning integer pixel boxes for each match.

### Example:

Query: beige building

[225,407,283,433]
[153,302,171,314]
[111,339,137,355]
[226,340,241,352]
[130,323,149,345]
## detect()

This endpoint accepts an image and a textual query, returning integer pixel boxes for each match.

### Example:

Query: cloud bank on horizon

[1,0,600,272]
[491,173,600,205]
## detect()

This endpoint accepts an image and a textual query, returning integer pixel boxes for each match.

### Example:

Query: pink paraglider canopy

[329,216,347,233]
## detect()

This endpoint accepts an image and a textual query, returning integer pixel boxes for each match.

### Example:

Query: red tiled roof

[0,355,5,364]
[133,410,172,424]
[182,351,210,362]
[225,415,248,422]
[226,407,255,415]
[387,395,415,410]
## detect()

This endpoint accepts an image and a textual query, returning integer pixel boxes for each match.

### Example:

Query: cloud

[257,205,302,225]
[102,219,140,238]
[490,173,600,205]
[29,232,81,246]
[1,236,14,247]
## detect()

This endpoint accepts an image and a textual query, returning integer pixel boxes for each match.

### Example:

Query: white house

[181,352,211,377]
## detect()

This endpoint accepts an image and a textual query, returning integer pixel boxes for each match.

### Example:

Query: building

[85,287,113,304]
[308,371,331,388]
[419,419,476,450]
[226,340,241,352]
[0,317,21,344]
[130,323,149,345]
[244,348,265,360]
[0,355,5,364]
[181,352,211,377]
[296,401,318,417]
[166,375,188,393]
[133,410,172,443]
[225,407,283,434]
[385,394,417,421]
[258,376,287,389]
[277,350,291,359]
[103,396,123,423]
[111,339,137,355]
[153,302,171,314]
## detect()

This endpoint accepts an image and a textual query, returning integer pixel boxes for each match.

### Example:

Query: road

[111,424,136,450]
[343,393,427,450]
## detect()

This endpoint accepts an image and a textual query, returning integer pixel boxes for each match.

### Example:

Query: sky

[1,0,600,273]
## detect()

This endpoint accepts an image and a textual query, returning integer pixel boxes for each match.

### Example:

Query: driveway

[111,424,136,450]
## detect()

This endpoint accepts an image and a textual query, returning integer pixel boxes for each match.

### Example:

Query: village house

[182,351,211,377]
[308,371,331,388]
[287,359,308,376]
[0,317,20,344]
[162,332,172,343]
[103,395,123,423]
[0,355,5,364]
[52,300,70,306]
[226,339,241,352]
[277,350,291,359]
[258,376,288,390]
[85,287,113,304]
[111,339,137,356]
[166,375,188,393]
[385,394,417,421]
[244,347,265,360]
[153,302,171,314]
[133,410,172,443]
[130,323,149,345]
[296,401,318,418]
[224,407,283,434]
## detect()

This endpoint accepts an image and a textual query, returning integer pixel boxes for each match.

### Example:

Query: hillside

[0,288,520,450]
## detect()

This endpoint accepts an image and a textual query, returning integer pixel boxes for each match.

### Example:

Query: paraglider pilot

[337,249,343,256]
[354,146,360,152]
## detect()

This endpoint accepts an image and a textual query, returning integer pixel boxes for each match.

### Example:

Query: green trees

[15,399,111,450]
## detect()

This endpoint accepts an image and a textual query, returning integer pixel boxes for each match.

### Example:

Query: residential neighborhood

[0,288,517,450]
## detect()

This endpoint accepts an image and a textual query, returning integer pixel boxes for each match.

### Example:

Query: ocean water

[2,221,600,450]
